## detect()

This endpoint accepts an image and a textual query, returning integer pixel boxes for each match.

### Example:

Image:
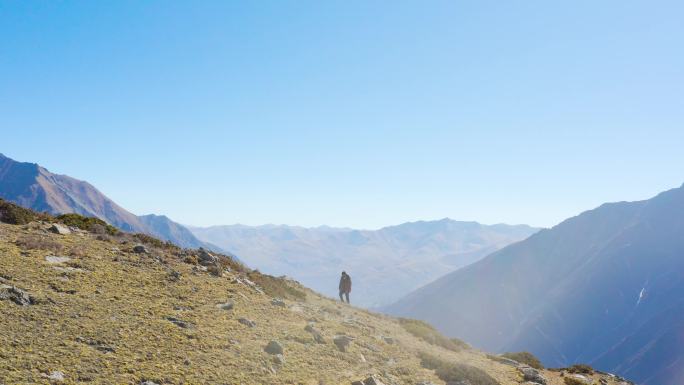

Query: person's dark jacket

[339,274,352,293]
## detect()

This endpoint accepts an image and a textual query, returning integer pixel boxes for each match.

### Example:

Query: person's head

[341,271,346,276]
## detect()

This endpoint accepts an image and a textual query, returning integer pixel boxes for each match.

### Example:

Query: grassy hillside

[0,206,629,384]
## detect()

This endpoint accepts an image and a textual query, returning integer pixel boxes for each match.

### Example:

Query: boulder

[264,340,284,355]
[0,285,35,306]
[48,224,71,235]
[238,318,256,328]
[133,245,148,254]
[333,335,354,352]
[198,248,218,266]
[520,367,547,385]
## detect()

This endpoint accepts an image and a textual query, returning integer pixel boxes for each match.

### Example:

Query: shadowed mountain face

[0,153,218,251]
[190,220,539,307]
[385,183,684,385]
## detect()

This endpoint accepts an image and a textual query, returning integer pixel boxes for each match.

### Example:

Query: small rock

[271,298,287,307]
[133,245,148,254]
[238,317,256,327]
[333,335,354,352]
[45,255,71,264]
[264,340,284,355]
[304,323,326,344]
[352,375,386,385]
[167,270,181,282]
[216,301,234,311]
[564,374,593,385]
[359,353,366,363]
[273,353,286,365]
[140,381,159,385]
[166,316,193,329]
[48,224,71,235]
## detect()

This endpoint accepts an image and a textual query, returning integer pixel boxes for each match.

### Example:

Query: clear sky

[2,1,683,229]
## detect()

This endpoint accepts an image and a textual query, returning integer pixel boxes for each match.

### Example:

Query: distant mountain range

[189,220,539,307]
[385,183,684,385]
[0,153,221,252]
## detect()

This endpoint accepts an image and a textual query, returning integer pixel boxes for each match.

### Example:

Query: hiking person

[339,271,351,303]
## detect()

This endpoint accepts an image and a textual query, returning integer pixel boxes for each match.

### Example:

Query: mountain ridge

[0,153,222,252]
[385,183,684,385]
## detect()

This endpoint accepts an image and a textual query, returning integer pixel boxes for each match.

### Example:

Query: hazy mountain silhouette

[385,183,684,385]
[190,220,538,307]
[0,153,219,251]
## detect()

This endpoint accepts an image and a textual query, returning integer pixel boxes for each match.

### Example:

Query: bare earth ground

[0,222,627,385]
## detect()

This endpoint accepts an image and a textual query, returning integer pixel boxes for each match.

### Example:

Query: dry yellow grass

[0,222,628,385]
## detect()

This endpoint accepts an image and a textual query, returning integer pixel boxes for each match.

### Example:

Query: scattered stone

[271,298,287,307]
[382,336,395,345]
[166,316,193,329]
[75,336,116,353]
[140,381,159,385]
[351,375,385,385]
[133,245,148,254]
[0,285,35,306]
[167,270,182,282]
[48,224,71,235]
[238,318,256,328]
[333,335,354,352]
[216,301,234,311]
[46,371,65,382]
[45,255,71,264]
[359,353,366,363]
[599,379,608,385]
[520,367,547,385]
[198,248,218,266]
[264,340,284,355]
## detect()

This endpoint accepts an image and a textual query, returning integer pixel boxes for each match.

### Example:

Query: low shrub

[501,351,544,369]
[16,234,63,253]
[57,213,118,235]
[418,352,500,385]
[399,318,466,352]
[567,364,594,375]
[0,199,48,225]
[131,233,176,250]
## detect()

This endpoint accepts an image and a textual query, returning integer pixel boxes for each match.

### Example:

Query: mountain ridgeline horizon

[385,182,684,385]
[189,219,539,307]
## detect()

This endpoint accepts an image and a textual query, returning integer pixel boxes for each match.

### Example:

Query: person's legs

[339,291,344,302]
[344,292,350,303]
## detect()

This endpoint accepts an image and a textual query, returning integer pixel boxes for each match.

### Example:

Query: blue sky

[2,1,683,229]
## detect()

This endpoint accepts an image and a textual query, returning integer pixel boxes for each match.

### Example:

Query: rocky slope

[0,208,627,385]
[385,183,684,385]
[0,153,219,251]
[190,220,538,307]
